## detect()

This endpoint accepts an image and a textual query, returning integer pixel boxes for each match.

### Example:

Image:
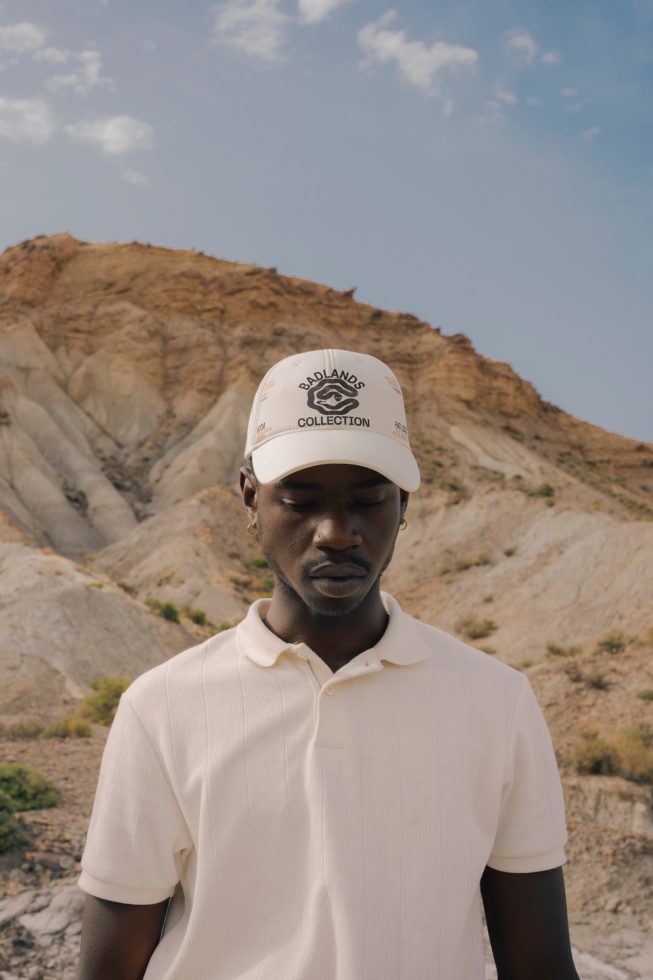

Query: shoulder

[407,611,528,703]
[124,624,241,715]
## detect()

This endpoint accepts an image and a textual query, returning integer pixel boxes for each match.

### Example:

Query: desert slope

[0,232,651,709]
[0,233,652,975]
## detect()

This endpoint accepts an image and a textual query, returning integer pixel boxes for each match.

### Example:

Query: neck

[263,582,389,669]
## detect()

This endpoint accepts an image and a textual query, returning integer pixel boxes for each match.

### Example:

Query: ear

[399,490,409,518]
[240,466,258,522]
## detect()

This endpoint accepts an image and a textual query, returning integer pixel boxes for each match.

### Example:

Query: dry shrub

[575,725,653,784]
[78,675,131,726]
[42,715,91,738]
[595,630,626,654]
[575,734,618,776]
[7,719,44,739]
[613,725,653,784]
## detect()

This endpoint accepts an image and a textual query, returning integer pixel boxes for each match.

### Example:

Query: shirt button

[325,686,336,696]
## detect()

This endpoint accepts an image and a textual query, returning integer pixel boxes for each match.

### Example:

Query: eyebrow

[274,476,392,491]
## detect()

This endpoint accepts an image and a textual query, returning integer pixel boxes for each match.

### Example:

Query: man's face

[241,463,408,617]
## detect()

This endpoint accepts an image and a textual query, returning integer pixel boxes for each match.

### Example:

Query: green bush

[7,719,44,739]
[118,581,137,596]
[252,557,269,569]
[260,577,275,591]
[595,630,626,654]
[533,482,555,497]
[455,554,492,572]
[42,715,91,738]
[637,689,653,701]
[503,546,517,557]
[457,617,497,640]
[0,762,58,810]
[161,601,180,623]
[145,598,180,622]
[186,608,207,626]
[0,788,32,853]
[546,642,582,659]
[79,675,131,726]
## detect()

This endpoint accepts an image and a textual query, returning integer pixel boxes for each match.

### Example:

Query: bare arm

[480,865,580,980]
[76,894,170,980]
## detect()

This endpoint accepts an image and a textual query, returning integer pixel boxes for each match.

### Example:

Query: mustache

[304,555,372,576]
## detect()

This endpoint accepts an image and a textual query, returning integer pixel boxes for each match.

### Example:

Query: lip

[308,563,368,579]
[309,575,367,598]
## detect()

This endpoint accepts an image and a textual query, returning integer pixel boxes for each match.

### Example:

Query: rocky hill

[0,233,652,976]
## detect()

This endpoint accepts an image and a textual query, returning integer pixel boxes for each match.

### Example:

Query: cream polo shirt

[78,592,568,980]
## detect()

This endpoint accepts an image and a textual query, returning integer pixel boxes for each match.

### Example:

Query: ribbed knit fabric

[77,592,567,979]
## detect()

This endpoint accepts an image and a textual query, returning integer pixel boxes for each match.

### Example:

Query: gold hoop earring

[399,518,408,531]
[246,521,259,538]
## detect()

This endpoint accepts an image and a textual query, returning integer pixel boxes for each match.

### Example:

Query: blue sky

[1,0,652,441]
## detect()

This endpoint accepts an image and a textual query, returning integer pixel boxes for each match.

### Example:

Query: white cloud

[121,167,149,185]
[540,50,560,65]
[33,46,69,64]
[358,11,478,96]
[494,85,517,106]
[210,0,289,62]
[560,87,578,97]
[0,21,45,54]
[526,96,541,107]
[0,97,55,144]
[47,49,113,95]
[581,126,600,141]
[298,0,349,24]
[503,27,537,66]
[65,115,154,154]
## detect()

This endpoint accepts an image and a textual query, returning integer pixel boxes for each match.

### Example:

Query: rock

[26,851,70,873]
[18,884,84,943]
[0,892,33,928]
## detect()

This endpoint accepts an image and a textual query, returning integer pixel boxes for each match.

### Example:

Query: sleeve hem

[77,870,175,905]
[486,847,567,874]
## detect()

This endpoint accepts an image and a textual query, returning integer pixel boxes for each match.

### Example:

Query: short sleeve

[487,676,568,873]
[77,691,193,904]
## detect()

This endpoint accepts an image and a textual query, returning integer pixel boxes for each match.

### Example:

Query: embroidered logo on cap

[306,377,360,416]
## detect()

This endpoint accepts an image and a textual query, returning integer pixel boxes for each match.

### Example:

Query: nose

[313,508,361,551]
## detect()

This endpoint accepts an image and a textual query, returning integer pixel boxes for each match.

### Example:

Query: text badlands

[297,416,371,427]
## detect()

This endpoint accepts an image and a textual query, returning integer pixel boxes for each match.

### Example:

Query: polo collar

[236,591,432,669]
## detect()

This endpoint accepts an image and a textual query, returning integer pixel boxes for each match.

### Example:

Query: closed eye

[281,498,315,511]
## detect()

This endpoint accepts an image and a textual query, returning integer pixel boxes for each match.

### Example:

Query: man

[77,348,580,979]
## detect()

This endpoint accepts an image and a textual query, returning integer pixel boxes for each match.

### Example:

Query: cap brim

[250,430,420,492]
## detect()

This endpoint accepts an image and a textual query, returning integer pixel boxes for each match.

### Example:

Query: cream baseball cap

[244,349,420,491]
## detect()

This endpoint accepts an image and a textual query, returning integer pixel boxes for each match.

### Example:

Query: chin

[300,582,377,618]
